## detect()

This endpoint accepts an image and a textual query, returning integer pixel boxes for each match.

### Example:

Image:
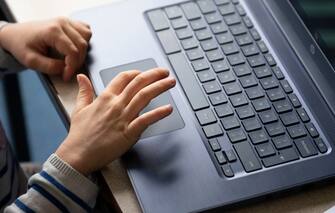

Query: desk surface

[4,1,335,212]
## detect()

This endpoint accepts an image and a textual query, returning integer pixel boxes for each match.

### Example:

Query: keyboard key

[222,164,234,177]
[190,19,207,30]
[209,92,228,105]
[216,32,233,44]
[195,28,213,40]
[171,17,188,29]
[246,86,265,99]
[201,38,219,51]
[262,147,299,167]
[203,123,224,138]
[294,137,318,158]
[223,82,242,95]
[239,75,258,88]
[192,58,210,71]
[203,80,222,94]
[249,129,268,144]
[257,41,268,53]
[181,2,202,20]
[241,43,259,56]
[288,94,301,108]
[168,53,209,110]
[206,49,224,61]
[221,42,239,55]
[259,110,278,124]
[280,111,300,126]
[272,67,285,80]
[212,60,230,72]
[234,141,262,172]
[266,88,285,102]
[265,122,285,137]
[236,33,253,46]
[260,76,279,90]
[223,13,241,25]
[297,108,310,122]
[176,27,193,39]
[243,16,253,28]
[196,108,217,125]
[233,64,252,77]
[147,10,170,31]
[314,138,327,153]
[272,135,292,149]
[227,128,247,143]
[215,104,234,117]
[254,65,272,79]
[157,29,181,54]
[252,98,271,112]
[242,117,262,132]
[235,4,246,16]
[218,3,235,16]
[197,69,216,82]
[227,53,245,66]
[224,150,237,162]
[230,93,248,107]
[264,53,277,66]
[181,37,199,50]
[209,138,221,151]
[247,55,266,67]
[250,28,261,40]
[273,99,292,113]
[211,22,228,34]
[230,23,247,35]
[218,71,236,84]
[280,80,293,93]
[187,48,204,60]
[215,151,227,164]
[236,105,255,119]
[197,0,217,14]
[287,124,307,139]
[214,0,230,5]
[205,12,222,24]
[256,143,276,158]
[165,6,183,19]
[221,115,240,130]
[306,123,319,138]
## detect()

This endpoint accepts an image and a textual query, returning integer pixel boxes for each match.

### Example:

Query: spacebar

[168,53,209,111]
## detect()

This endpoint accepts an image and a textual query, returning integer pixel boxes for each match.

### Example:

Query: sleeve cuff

[42,153,99,208]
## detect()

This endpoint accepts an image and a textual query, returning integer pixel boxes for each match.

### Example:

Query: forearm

[4,154,99,212]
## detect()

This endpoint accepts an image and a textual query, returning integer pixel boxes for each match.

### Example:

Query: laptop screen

[289,0,335,69]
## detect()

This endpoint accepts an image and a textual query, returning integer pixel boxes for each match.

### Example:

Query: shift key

[234,141,262,172]
[157,29,181,54]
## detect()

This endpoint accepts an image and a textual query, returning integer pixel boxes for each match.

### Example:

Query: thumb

[74,74,94,112]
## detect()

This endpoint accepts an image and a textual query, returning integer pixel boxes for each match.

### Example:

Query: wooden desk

[3,1,335,212]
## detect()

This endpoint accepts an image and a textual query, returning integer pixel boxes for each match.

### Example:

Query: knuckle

[57,16,69,25]
[134,75,146,84]
[24,53,37,67]
[46,24,61,34]
[78,39,88,50]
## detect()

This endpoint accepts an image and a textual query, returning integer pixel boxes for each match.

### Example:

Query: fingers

[105,70,141,95]
[120,68,169,104]
[127,105,173,139]
[125,77,176,121]
[74,74,94,113]
[23,51,65,74]
[69,20,92,41]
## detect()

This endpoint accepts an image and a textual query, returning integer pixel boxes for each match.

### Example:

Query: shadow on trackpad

[100,58,185,139]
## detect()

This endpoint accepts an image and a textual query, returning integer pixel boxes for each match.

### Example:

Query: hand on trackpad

[100,58,184,139]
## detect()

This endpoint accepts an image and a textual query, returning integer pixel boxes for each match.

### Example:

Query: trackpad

[100,58,185,139]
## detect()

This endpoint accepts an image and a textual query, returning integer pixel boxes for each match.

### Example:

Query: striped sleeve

[4,154,99,213]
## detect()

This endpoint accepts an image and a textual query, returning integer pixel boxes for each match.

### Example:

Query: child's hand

[55,68,176,175]
[0,17,91,81]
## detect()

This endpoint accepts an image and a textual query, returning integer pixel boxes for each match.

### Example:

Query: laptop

[72,0,335,212]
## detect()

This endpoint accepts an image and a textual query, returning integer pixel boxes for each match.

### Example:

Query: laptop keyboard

[146,0,328,178]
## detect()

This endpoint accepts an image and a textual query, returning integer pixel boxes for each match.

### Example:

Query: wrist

[55,139,92,176]
[0,22,9,49]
